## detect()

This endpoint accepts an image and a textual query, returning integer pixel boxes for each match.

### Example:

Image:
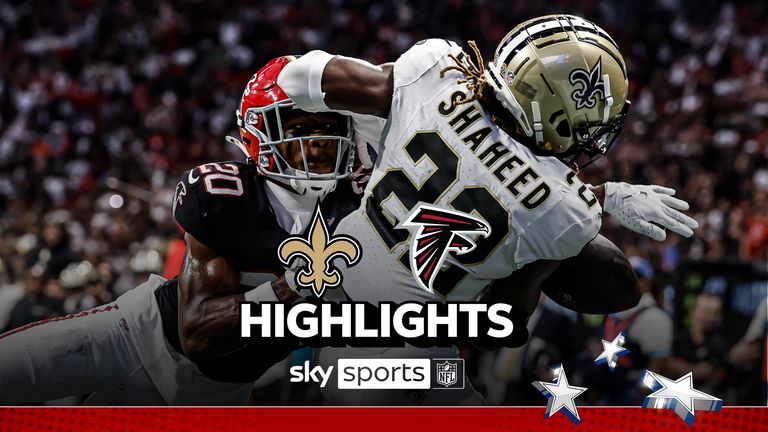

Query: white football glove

[602,182,700,241]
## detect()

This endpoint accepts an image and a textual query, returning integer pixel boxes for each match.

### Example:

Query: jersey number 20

[195,163,244,197]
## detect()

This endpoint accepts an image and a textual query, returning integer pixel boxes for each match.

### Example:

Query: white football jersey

[333,39,602,302]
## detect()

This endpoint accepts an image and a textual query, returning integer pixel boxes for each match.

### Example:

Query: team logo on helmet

[172,181,186,216]
[569,57,606,109]
[278,205,361,297]
[400,204,491,294]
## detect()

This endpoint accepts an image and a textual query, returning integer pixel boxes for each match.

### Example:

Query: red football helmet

[234,56,354,198]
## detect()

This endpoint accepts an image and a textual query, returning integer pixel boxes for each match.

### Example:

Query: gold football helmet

[483,14,630,165]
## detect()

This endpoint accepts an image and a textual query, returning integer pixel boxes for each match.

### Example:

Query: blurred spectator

[485,296,584,405]
[24,219,80,280]
[4,266,64,332]
[59,260,111,314]
[729,297,766,364]
[112,238,166,296]
[727,297,767,405]
[584,256,674,404]
[0,258,23,330]
[669,293,730,395]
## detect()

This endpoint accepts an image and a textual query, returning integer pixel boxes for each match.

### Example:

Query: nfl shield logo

[436,361,458,387]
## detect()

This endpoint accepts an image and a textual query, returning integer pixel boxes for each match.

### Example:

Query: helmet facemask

[564,100,630,168]
[240,100,355,199]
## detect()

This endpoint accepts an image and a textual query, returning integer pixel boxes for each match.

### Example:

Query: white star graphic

[641,370,723,426]
[594,332,630,371]
[532,364,588,424]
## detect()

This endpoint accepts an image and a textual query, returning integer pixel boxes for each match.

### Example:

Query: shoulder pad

[173,161,260,251]
[394,39,461,89]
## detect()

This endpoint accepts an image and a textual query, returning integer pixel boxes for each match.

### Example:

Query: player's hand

[602,182,699,241]
[271,272,302,302]
[349,165,372,195]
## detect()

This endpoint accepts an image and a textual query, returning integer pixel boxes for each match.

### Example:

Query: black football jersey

[155,160,359,383]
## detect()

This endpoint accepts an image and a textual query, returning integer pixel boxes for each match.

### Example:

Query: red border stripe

[0,407,764,432]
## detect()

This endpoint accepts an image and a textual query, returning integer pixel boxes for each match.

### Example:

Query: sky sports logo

[289,358,465,390]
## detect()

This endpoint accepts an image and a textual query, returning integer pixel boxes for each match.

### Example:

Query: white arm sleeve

[393,39,459,89]
[279,53,388,165]
[514,196,602,265]
[277,50,335,112]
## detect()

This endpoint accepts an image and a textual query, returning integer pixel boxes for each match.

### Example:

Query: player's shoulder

[173,161,269,240]
[179,161,252,186]
[630,306,674,354]
[394,38,463,88]
[177,161,256,202]
[553,172,602,245]
[518,167,602,261]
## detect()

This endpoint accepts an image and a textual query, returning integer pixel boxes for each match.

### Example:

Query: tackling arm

[477,260,561,318]
[277,52,394,118]
[322,59,394,117]
[178,233,298,362]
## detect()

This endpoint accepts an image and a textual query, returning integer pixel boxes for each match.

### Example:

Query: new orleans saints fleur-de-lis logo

[569,57,606,109]
[278,205,361,297]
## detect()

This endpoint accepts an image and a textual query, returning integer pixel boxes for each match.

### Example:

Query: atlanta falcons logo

[400,203,491,294]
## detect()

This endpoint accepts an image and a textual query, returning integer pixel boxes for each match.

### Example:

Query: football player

[0,57,361,405]
[276,15,699,404]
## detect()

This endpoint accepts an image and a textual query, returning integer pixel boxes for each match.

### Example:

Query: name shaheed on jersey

[436,89,595,210]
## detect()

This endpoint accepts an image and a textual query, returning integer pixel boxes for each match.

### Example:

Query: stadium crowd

[0,0,765,405]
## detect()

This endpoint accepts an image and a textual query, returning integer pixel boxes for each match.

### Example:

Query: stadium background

[0,0,764,406]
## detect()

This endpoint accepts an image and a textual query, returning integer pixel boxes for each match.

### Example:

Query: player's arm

[591,182,699,241]
[322,59,394,116]
[277,52,394,118]
[473,260,561,350]
[479,233,640,317]
[477,260,561,318]
[177,233,298,362]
